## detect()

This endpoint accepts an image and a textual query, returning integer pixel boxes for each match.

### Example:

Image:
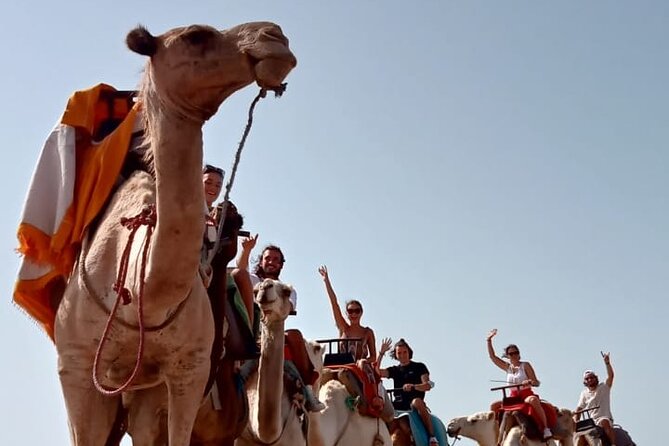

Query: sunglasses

[347,308,362,315]
[203,164,224,175]
[507,351,520,356]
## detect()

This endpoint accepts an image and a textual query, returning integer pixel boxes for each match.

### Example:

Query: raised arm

[376,337,392,377]
[602,352,614,387]
[318,265,349,333]
[486,329,509,372]
[236,233,258,270]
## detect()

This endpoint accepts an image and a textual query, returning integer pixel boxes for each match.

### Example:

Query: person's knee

[525,395,540,405]
[411,398,426,411]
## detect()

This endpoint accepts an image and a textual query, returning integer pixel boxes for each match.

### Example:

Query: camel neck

[143,107,206,309]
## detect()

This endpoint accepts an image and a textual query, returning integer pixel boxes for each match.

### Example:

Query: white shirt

[507,362,531,390]
[578,382,613,423]
[250,273,297,312]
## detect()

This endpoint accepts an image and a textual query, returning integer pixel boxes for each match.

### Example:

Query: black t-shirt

[387,361,429,410]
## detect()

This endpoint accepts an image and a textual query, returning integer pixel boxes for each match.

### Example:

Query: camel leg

[58,357,120,446]
[164,367,210,445]
[125,386,168,446]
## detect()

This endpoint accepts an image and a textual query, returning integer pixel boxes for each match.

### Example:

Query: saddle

[327,362,394,422]
[496,399,558,442]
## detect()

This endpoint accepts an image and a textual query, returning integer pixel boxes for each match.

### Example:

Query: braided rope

[207,84,287,265]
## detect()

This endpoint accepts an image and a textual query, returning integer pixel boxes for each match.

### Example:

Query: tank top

[507,362,531,389]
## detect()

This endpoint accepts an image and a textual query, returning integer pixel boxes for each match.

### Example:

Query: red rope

[93,204,156,396]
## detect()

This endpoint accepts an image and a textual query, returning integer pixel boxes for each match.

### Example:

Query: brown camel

[54,23,295,446]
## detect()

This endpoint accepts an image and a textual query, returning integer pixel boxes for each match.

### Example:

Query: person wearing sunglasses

[574,353,616,446]
[486,328,553,440]
[318,265,377,362]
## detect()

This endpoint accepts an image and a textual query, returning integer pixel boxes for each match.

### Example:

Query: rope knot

[120,204,157,230]
[112,285,132,305]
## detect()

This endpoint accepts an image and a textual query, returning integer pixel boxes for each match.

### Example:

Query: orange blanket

[14,83,140,340]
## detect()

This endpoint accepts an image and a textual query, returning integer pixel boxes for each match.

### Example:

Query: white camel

[309,379,392,446]
[447,410,575,446]
[236,279,322,446]
[54,23,295,446]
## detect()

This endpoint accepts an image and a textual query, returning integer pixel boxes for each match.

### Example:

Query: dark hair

[203,164,224,177]
[345,299,363,312]
[503,344,520,358]
[390,338,414,360]
[253,245,286,276]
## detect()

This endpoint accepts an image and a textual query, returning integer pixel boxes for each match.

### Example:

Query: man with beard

[234,237,324,411]
[575,352,616,446]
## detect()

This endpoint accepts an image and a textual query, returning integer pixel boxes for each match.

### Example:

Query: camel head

[446,411,498,445]
[254,279,293,324]
[126,22,296,122]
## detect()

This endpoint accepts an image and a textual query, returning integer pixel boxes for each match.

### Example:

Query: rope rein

[207,84,287,265]
[92,204,156,395]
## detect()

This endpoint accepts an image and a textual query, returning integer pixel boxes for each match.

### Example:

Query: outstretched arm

[318,265,349,333]
[236,233,258,270]
[486,329,509,372]
[602,352,614,387]
[376,337,392,377]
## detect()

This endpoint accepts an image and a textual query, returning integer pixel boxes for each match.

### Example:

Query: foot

[429,437,439,446]
[305,396,325,412]
[542,428,553,440]
[304,385,325,412]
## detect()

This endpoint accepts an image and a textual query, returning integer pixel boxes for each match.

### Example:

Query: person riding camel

[234,239,324,412]
[574,352,616,446]
[318,265,377,362]
[377,338,440,446]
[486,328,553,440]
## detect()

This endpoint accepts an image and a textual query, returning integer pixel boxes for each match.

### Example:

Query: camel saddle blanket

[330,363,387,419]
[14,83,139,340]
[500,399,558,438]
[397,409,449,446]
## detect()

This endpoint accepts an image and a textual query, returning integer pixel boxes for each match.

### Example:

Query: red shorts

[509,387,535,399]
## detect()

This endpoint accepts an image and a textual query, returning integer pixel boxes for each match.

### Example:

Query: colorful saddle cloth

[14,84,139,340]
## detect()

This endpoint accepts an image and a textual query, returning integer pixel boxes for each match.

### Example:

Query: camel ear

[127,25,158,56]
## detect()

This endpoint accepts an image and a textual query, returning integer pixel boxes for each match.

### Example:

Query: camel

[574,425,636,446]
[236,279,320,446]
[446,409,575,446]
[309,378,393,446]
[54,22,295,446]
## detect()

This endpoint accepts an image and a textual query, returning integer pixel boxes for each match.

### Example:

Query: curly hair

[253,245,286,277]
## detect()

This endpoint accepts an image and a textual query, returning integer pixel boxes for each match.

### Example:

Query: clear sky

[1,1,666,445]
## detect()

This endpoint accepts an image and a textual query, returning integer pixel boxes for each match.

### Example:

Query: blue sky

[1,1,666,444]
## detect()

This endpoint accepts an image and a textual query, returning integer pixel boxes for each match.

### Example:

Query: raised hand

[487,328,498,341]
[241,233,258,252]
[380,337,393,354]
[601,351,611,364]
[318,265,329,280]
